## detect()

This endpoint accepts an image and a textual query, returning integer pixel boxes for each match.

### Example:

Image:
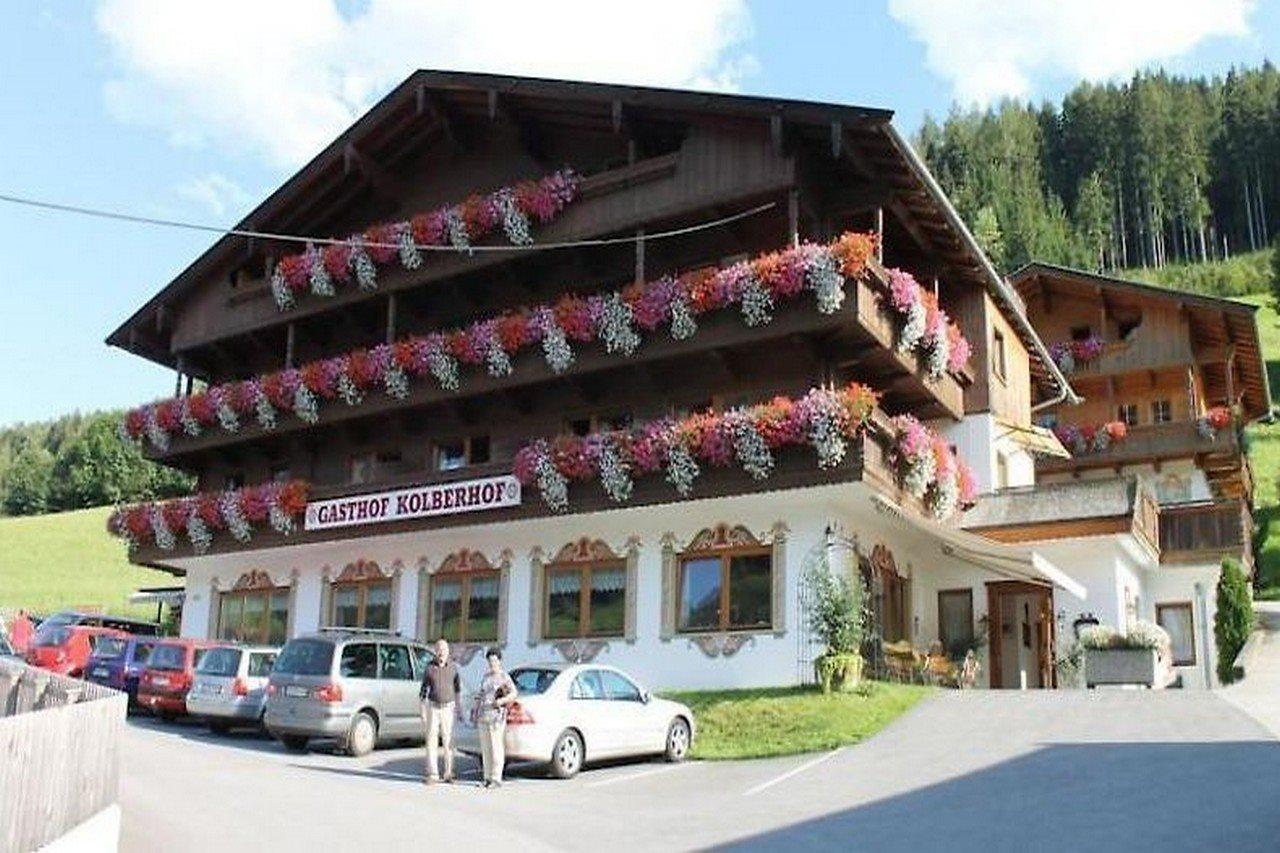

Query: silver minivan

[187,644,280,733]
[264,630,430,756]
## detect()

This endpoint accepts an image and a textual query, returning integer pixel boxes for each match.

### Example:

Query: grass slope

[1236,293,1280,598]
[0,506,173,619]
[666,682,932,760]
[1121,249,1273,299]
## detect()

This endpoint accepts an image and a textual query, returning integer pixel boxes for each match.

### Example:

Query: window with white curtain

[1156,602,1195,666]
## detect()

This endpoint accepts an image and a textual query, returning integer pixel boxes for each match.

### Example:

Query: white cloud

[175,173,253,218]
[887,0,1255,104]
[95,0,755,169]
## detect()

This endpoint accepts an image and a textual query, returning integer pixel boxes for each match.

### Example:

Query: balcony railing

[1159,501,1251,565]
[1037,420,1241,474]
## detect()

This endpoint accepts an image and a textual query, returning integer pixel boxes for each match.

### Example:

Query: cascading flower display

[107,481,308,554]
[883,268,970,380]
[124,231,886,451]
[1196,405,1233,440]
[1050,336,1106,374]
[268,169,580,310]
[513,383,880,511]
[890,414,936,499]
[888,415,976,520]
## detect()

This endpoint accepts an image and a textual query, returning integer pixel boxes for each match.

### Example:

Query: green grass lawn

[1235,294,1280,599]
[0,506,174,619]
[665,681,932,760]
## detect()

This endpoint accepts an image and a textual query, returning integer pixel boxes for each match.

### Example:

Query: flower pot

[815,653,864,693]
[1085,648,1161,689]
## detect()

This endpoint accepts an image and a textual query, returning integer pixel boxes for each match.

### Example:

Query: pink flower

[887,269,921,314]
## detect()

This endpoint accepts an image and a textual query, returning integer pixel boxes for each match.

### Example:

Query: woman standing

[473,647,518,788]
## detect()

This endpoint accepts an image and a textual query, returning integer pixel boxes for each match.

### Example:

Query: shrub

[805,548,868,693]
[1215,557,1253,684]
[1078,621,1168,651]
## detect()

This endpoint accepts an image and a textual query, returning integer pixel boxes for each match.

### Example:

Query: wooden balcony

[1159,500,1252,568]
[142,268,967,463]
[1036,420,1242,476]
[129,407,933,568]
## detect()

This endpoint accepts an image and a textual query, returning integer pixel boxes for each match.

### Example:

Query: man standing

[419,638,463,784]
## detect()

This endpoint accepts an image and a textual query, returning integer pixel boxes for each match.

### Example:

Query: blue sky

[0,0,1275,426]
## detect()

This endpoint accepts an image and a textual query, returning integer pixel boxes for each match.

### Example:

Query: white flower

[337,372,363,407]
[150,506,176,551]
[383,364,410,400]
[599,293,640,356]
[186,513,212,555]
[730,414,774,480]
[179,398,202,437]
[253,387,277,431]
[535,308,574,373]
[215,398,240,433]
[927,476,959,520]
[220,492,252,543]
[898,301,926,353]
[268,498,296,536]
[269,266,294,310]
[901,451,936,499]
[445,208,470,251]
[308,245,333,297]
[293,385,319,424]
[669,293,697,340]
[496,189,533,245]
[144,408,170,452]
[598,437,634,503]
[535,452,569,512]
[664,442,700,496]
[807,248,845,314]
[925,330,950,380]
[351,241,378,291]
[485,341,513,378]
[427,346,459,392]
[808,407,847,469]
[739,273,774,327]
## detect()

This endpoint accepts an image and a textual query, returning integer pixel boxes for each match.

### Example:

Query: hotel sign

[304,475,521,531]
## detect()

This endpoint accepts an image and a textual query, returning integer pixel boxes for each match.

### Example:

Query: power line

[0,191,777,253]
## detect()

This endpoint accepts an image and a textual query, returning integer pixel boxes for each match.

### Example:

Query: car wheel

[279,734,309,752]
[208,720,231,735]
[157,710,176,723]
[664,717,691,763]
[345,711,378,758]
[549,729,584,779]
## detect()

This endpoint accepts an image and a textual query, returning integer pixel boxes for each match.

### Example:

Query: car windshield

[510,667,561,695]
[39,613,77,631]
[33,627,70,647]
[92,637,128,659]
[274,639,334,676]
[197,647,242,677]
[149,644,187,671]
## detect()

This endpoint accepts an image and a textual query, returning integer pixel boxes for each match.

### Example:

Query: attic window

[1070,325,1092,341]
[1118,318,1141,340]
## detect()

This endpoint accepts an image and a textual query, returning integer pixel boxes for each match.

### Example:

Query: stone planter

[1085,648,1163,689]
[815,653,864,693]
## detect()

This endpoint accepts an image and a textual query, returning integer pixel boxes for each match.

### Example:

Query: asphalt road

[119,690,1280,852]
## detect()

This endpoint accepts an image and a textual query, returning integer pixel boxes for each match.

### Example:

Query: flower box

[1084,648,1166,689]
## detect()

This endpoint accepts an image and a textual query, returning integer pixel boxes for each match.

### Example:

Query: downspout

[881,124,1081,413]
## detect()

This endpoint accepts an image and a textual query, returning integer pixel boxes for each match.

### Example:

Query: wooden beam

[830,120,843,159]
[385,293,397,344]
[343,141,401,203]
[488,92,550,167]
[285,322,296,368]
[770,114,784,153]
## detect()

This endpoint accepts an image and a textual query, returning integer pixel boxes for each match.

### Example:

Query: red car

[26,625,128,677]
[138,639,217,720]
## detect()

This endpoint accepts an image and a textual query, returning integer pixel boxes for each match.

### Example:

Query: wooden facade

[110,72,1071,569]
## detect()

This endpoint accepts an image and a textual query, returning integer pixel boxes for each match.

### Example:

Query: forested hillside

[0,412,192,517]
[918,63,1280,274]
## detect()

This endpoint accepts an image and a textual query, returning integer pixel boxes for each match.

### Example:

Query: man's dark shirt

[420,658,462,705]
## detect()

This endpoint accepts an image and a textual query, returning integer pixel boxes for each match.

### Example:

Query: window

[339,643,378,679]
[1070,325,1092,341]
[349,453,375,485]
[678,549,772,633]
[510,668,560,696]
[545,563,627,639]
[1118,404,1139,427]
[330,579,392,631]
[131,642,155,666]
[1151,399,1172,424]
[568,412,633,437]
[247,652,276,677]
[599,669,643,702]
[435,435,491,471]
[378,644,415,680]
[570,669,606,700]
[349,451,404,485]
[1156,603,1196,666]
[937,589,975,660]
[429,573,499,642]
[992,330,1007,381]
[198,648,241,677]
[1119,318,1141,339]
[269,464,291,483]
[218,588,290,645]
[274,639,334,676]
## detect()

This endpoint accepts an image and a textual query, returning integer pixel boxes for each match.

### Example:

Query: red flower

[459,195,496,237]
[154,400,181,432]
[411,211,446,246]
[276,254,310,293]
[124,506,153,542]
[161,500,190,535]
[322,243,353,282]
[195,494,224,529]
[238,486,269,523]
[123,409,145,439]
[277,480,309,517]
[301,361,336,398]
[363,223,399,265]
[554,295,595,343]
[346,349,380,388]
[187,393,216,425]
[497,313,532,353]
[830,231,877,278]
[261,373,291,409]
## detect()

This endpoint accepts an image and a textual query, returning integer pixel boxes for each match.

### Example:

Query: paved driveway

[120,690,1280,852]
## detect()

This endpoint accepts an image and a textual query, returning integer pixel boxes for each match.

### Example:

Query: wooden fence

[0,661,126,853]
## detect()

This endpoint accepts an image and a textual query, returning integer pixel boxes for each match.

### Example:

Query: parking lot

[120,689,1280,852]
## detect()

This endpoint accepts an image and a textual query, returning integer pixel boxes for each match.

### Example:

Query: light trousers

[479,719,506,782]
[421,701,455,780]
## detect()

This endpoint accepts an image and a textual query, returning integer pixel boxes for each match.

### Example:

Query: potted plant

[805,555,868,693]
[1080,621,1171,688]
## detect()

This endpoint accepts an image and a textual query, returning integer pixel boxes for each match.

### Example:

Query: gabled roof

[106,70,1075,404]
[1011,261,1272,421]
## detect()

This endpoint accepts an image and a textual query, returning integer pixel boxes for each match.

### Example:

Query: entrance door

[986,581,1056,689]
